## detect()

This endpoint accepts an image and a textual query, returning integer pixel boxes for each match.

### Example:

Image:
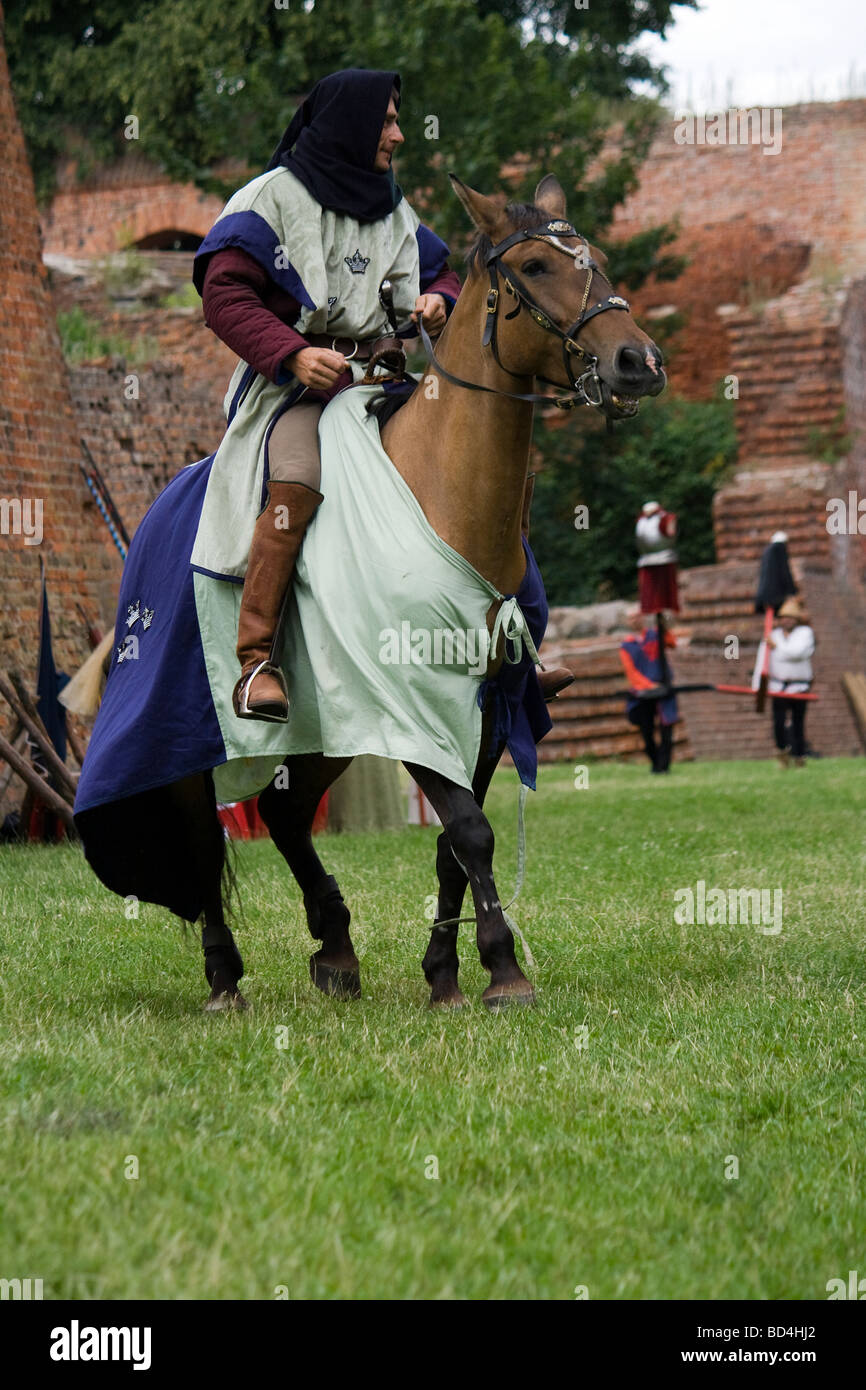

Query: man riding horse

[193,67,573,723]
[74,70,666,1010]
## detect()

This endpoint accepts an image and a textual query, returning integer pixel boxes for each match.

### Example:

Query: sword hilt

[379,278,400,334]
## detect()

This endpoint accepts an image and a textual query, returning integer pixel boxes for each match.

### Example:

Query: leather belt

[304,333,377,360]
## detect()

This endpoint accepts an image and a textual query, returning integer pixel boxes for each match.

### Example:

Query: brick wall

[43,176,225,256]
[840,278,866,582]
[539,556,864,766]
[72,362,227,539]
[0,13,117,731]
[609,101,866,400]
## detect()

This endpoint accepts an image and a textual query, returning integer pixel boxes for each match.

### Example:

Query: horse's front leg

[421,722,507,1007]
[258,753,361,998]
[405,761,534,1008]
[423,829,470,1007]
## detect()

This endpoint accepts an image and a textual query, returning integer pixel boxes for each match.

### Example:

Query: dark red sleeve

[201,248,310,384]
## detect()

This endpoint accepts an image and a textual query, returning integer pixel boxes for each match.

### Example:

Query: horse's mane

[368,201,549,430]
[465,201,545,274]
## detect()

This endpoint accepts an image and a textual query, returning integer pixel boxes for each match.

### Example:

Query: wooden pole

[0,672,77,803]
[10,670,81,796]
[656,610,670,688]
[0,731,77,832]
[756,607,774,714]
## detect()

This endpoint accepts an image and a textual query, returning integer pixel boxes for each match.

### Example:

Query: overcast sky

[636,0,866,111]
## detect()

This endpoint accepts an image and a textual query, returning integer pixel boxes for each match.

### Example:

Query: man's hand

[411,293,447,335]
[289,346,348,390]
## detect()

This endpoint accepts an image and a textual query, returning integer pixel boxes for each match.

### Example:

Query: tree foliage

[7,0,729,599]
[6,0,694,258]
[530,391,738,608]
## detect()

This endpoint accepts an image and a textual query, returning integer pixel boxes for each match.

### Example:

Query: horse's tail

[220,829,243,925]
[59,631,114,718]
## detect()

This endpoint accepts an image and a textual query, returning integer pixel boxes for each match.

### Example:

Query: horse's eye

[521,260,545,277]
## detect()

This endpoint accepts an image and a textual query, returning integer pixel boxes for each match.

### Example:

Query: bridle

[418,218,632,412]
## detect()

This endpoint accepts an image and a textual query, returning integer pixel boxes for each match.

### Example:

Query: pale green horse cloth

[195,384,539,803]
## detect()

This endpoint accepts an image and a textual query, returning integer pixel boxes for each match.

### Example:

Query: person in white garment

[752,596,816,767]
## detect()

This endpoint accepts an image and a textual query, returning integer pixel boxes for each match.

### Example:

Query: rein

[418,219,631,411]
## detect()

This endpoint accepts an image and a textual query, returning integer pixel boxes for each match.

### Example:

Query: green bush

[158,283,201,310]
[529,391,738,607]
[56,307,160,366]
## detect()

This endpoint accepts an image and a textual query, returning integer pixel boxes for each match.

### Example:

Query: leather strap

[418,321,587,408]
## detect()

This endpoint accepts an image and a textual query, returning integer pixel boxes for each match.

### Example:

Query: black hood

[266,68,403,223]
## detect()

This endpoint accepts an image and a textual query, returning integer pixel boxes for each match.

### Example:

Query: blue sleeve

[192,210,315,311]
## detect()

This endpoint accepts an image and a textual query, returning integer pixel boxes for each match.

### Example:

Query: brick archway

[43,180,225,257]
[133,228,203,251]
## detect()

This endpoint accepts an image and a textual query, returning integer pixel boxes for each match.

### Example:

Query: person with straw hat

[752,596,815,768]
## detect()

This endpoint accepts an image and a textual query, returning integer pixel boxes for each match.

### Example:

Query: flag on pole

[35,568,68,763]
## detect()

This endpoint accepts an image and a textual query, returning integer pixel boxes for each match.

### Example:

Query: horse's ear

[534,174,568,220]
[449,174,506,238]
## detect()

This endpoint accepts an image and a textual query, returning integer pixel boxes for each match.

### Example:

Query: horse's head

[452,173,666,419]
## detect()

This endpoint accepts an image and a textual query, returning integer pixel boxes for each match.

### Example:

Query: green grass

[1,757,864,1300]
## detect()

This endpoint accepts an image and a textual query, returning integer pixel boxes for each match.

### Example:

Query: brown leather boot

[538,666,575,701]
[233,481,323,722]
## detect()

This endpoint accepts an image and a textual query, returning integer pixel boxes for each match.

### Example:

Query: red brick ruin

[2,15,865,779]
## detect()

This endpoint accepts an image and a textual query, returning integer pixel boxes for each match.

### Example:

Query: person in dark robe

[619,610,679,773]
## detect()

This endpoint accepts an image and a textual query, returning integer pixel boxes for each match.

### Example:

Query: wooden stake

[0,731,77,832]
[0,672,77,803]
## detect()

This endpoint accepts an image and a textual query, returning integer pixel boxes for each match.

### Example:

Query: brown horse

[184,172,665,1012]
[81,173,664,1012]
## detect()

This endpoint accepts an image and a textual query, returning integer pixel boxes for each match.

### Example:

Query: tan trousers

[266,401,323,489]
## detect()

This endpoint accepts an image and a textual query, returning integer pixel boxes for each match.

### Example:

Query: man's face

[374,95,403,172]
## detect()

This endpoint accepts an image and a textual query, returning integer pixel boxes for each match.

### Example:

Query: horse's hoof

[482,981,535,1010]
[429,990,469,1009]
[310,955,361,1000]
[204,988,249,1012]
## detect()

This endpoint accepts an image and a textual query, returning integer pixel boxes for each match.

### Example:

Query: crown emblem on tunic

[344,248,370,275]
